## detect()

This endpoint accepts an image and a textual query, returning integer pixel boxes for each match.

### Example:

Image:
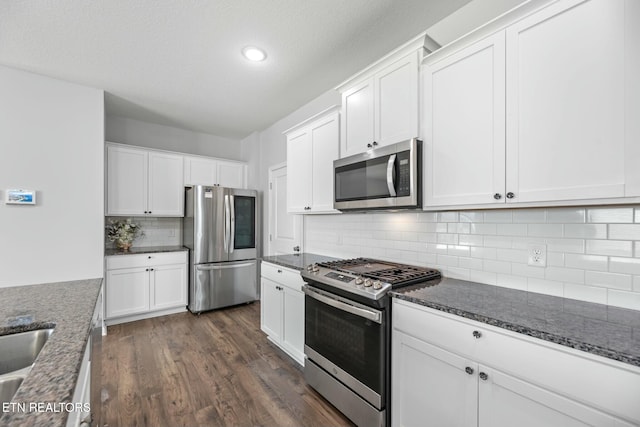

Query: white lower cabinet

[392,299,640,427]
[260,261,305,365]
[105,251,187,325]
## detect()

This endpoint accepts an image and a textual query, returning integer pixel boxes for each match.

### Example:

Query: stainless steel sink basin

[0,328,54,375]
[0,376,24,406]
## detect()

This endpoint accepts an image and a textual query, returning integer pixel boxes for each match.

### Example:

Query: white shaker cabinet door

[478,366,630,427]
[393,331,478,427]
[309,112,340,213]
[260,277,283,342]
[341,79,374,158]
[423,32,506,207]
[216,161,245,189]
[375,51,419,147]
[281,285,305,365]
[150,263,187,311]
[105,267,149,318]
[184,156,218,186]
[106,145,148,215]
[148,151,184,216]
[505,0,626,203]
[286,129,313,213]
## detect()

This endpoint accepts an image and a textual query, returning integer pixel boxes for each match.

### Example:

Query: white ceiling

[0,0,475,139]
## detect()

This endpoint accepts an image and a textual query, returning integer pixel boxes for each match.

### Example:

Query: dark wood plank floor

[101,302,355,427]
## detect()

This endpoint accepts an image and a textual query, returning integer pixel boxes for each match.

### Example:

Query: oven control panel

[302,264,391,300]
[324,272,355,283]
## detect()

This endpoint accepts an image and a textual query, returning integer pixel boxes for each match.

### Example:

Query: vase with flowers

[106,218,143,251]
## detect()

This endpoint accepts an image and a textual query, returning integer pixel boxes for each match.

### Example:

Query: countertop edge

[391,292,640,368]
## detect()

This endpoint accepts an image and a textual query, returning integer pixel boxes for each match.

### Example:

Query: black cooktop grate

[317,258,440,287]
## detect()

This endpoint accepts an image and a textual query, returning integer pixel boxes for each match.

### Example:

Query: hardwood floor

[101,302,355,427]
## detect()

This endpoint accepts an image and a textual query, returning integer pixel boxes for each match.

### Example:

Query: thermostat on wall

[5,189,36,205]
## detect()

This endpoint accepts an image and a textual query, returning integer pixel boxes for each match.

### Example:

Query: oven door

[303,285,386,409]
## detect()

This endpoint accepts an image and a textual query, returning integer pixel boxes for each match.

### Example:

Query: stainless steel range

[301,258,440,427]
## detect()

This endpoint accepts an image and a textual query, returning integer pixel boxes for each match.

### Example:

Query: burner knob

[306,264,314,272]
[373,280,382,290]
[355,277,364,286]
[311,264,320,273]
[364,279,373,287]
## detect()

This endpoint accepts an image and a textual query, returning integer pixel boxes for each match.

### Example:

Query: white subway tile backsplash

[497,223,527,236]
[545,238,585,254]
[528,224,563,238]
[607,289,640,311]
[564,224,607,239]
[544,266,584,283]
[546,208,586,224]
[610,257,640,275]
[564,254,608,272]
[484,210,513,223]
[564,283,607,304]
[587,207,634,223]
[528,278,564,297]
[513,209,546,223]
[585,271,632,290]
[585,240,633,257]
[497,274,528,291]
[609,224,640,240]
[305,206,640,310]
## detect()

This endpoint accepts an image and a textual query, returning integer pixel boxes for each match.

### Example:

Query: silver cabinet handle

[229,195,235,253]
[303,285,382,324]
[386,154,397,197]
[224,194,230,253]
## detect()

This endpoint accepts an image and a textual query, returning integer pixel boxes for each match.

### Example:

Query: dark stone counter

[105,245,187,256]
[391,278,640,367]
[261,253,341,271]
[0,279,102,426]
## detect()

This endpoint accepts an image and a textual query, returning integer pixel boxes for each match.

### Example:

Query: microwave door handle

[386,154,397,197]
[224,194,230,253]
[229,195,235,253]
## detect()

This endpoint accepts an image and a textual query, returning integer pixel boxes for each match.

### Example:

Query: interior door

[268,163,302,255]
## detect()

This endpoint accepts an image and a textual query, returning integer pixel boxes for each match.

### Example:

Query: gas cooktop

[301,257,441,301]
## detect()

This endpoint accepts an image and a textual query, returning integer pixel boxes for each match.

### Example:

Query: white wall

[305,207,640,310]
[0,65,104,287]
[106,115,242,159]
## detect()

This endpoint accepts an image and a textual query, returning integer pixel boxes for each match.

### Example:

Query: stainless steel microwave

[334,138,421,211]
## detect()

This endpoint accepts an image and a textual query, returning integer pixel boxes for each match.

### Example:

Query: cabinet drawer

[106,251,187,270]
[393,299,479,358]
[261,262,304,291]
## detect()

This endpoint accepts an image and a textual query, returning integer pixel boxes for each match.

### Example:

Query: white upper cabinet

[106,144,183,216]
[424,32,506,207]
[423,0,640,209]
[183,156,246,188]
[285,107,340,214]
[339,48,420,158]
[505,0,626,203]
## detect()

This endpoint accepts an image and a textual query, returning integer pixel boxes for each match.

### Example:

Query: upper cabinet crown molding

[282,105,341,136]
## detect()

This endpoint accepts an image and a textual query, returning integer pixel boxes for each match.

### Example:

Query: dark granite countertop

[261,253,341,271]
[0,279,102,426]
[105,245,187,256]
[391,278,640,368]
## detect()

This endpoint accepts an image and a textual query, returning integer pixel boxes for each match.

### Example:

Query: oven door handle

[303,286,382,324]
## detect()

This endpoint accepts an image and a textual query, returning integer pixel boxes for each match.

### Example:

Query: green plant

[106,218,143,247]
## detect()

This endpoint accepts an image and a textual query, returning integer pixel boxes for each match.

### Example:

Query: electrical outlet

[527,244,547,267]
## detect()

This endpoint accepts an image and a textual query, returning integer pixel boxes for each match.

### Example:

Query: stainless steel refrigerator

[184,185,259,313]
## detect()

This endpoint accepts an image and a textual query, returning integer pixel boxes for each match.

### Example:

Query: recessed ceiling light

[242,46,267,62]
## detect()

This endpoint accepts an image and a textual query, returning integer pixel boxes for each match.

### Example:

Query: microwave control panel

[397,150,411,196]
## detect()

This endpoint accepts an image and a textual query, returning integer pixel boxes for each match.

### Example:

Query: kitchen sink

[0,328,53,375]
[0,376,24,406]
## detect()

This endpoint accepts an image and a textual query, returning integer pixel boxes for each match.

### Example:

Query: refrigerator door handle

[196,262,255,271]
[229,195,235,253]
[224,194,230,253]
